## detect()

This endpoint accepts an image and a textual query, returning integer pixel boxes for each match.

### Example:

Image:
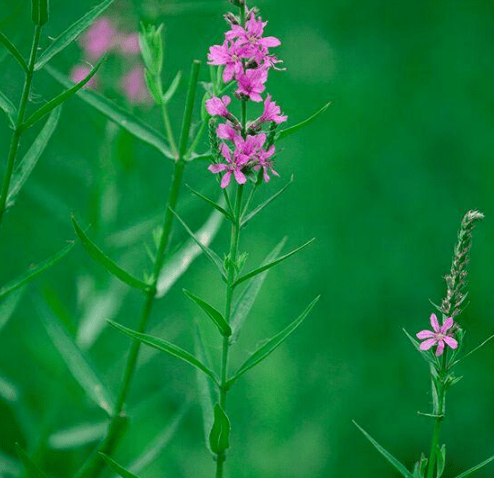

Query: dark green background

[1,0,493,477]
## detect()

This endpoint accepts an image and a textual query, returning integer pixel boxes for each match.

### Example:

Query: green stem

[161,102,179,159]
[74,60,201,478]
[0,25,41,228]
[426,419,442,478]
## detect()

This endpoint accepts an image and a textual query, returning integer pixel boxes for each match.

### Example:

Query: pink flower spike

[259,95,287,124]
[416,314,458,356]
[206,96,232,118]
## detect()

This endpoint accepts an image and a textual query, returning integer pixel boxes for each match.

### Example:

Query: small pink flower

[217,122,239,141]
[121,66,150,104]
[118,33,141,55]
[80,18,116,59]
[206,95,232,118]
[208,143,248,188]
[236,67,268,102]
[258,95,287,124]
[256,145,278,182]
[226,14,281,51]
[416,314,459,356]
[208,40,252,82]
[70,65,98,89]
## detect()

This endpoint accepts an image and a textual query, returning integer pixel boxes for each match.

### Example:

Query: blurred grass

[1,0,494,477]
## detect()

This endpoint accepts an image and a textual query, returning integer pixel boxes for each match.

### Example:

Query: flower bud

[31,0,49,25]
[224,12,240,26]
[228,0,245,6]
[138,23,164,76]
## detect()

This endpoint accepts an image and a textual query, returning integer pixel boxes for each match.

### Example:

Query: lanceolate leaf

[170,208,226,279]
[454,454,494,478]
[156,208,224,298]
[184,290,231,336]
[241,175,294,227]
[163,70,182,104]
[186,185,232,221]
[99,454,141,478]
[231,237,287,340]
[278,101,331,140]
[72,215,151,292]
[353,421,414,478]
[48,421,107,450]
[108,320,218,383]
[209,404,230,454]
[35,297,115,415]
[45,65,174,159]
[0,88,16,128]
[0,286,24,334]
[34,0,116,70]
[0,32,28,72]
[233,238,315,288]
[0,241,75,300]
[229,296,320,383]
[7,106,62,208]
[21,57,104,131]
[15,444,50,478]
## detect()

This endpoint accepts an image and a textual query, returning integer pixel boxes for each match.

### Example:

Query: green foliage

[278,101,331,140]
[454,454,494,478]
[31,0,49,26]
[0,32,28,72]
[0,88,16,129]
[99,453,142,478]
[209,404,230,454]
[15,444,50,478]
[0,286,24,334]
[186,185,233,221]
[163,71,182,105]
[139,23,164,77]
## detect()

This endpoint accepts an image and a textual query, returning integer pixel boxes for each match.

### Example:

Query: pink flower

[416,314,459,356]
[208,143,248,188]
[227,14,281,51]
[70,65,98,89]
[236,67,268,102]
[217,122,239,141]
[121,66,150,104]
[206,95,232,118]
[80,18,116,59]
[118,33,141,55]
[208,40,252,82]
[256,145,278,182]
[258,95,287,124]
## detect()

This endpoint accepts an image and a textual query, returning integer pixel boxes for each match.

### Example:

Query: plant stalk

[0,25,41,228]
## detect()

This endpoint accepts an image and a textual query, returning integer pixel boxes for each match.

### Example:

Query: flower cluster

[70,17,149,104]
[206,4,287,188]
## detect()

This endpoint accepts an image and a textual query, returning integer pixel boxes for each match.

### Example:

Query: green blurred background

[1,0,494,477]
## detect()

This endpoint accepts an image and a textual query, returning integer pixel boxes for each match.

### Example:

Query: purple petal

[221,171,232,189]
[208,163,228,173]
[440,317,454,334]
[416,330,435,340]
[435,340,445,356]
[430,313,440,333]
[234,169,247,184]
[419,338,437,351]
[260,36,281,48]
[443,336,458,349]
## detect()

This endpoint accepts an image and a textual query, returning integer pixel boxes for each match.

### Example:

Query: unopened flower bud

[228,0,245,7]
[138,23,164,76]
[224,12,240,26]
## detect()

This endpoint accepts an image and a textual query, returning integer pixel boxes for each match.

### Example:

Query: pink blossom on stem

[416,314,459,356]
[121,66,150,104]
[256,145,278,182]
[227,14,281,50]
[80,18,116,59]
[70,65,98,89]
[236,67,268,102]
[208,143,248,188]
[258,95,287,124]
[208,40,252,82]
[217,122,240,141]
[206,95,233,118]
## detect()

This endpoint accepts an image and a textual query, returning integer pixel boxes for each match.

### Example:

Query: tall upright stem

[75,60,201,478]
[0,25,41,228]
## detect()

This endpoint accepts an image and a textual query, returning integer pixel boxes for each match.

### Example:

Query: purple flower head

[255,145,278,182]
[416,314,459,356]
[208,40,252,83]
[80,17,116,59]
[206,95,233,118]
[227,14,281,51]
[208,143,248,188]
[236,67,268,102]
[217,122,240,142]
[259,95,287,124]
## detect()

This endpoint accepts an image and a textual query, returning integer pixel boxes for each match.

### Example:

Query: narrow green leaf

[22,57,104,131]
[99,454,141,478]
[170,207,226,279]
[0,286,24,334]
[156,208,224,297]
[0,449,21,476]
[230,296,320,383]
[403,328,438,367]
[35,296,115,415]
[184,290,231,336]
[241,175,293,227]
[278,101,331,140]
[233,238,314,288]
[188,150,213,162]
[353,421,414,478]
[7,106,62,208]
[0,31,28,72]
[454,454,494,478]
[48,421,107,450]
[31,0,49,25]
[108,320,218,382]
[0,241,74,300]
[186,185,232,221]
[72,215,151,292]
[437,444,446,478]
[163,70,182,104]
[45,65,174,159]
[34,0,116,70]
[209,404,230,454]
[231,237,287,340]
[15,444,50,478]
[194,325,215,451]
[0,371,18,403]
[0,88,16,128]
